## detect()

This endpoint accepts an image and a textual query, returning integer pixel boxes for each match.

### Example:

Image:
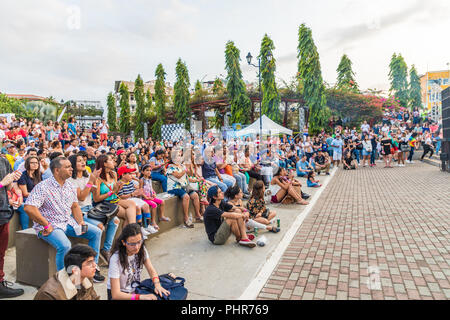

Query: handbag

[87,202,119,225]
[88,179,120,225]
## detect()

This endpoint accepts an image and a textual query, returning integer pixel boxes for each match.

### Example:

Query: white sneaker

[406,160,411,163]
[410,161,414,164]
[141,227,151,236]
[145,225,159,234]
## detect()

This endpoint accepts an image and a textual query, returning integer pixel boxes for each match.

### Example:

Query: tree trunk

[283,101,288,127]
[202,105,206,133]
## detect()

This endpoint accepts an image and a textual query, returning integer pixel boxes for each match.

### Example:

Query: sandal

[184,221,194,228]
[195,217,204,223]
[159,216,171,222]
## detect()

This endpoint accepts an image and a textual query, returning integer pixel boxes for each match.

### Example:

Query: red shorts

[100,133,108,141]
[271,195,279,204]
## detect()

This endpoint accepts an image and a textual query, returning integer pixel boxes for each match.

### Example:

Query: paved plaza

[257,162,450,300]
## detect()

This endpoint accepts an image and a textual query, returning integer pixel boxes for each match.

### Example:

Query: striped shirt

[25,176,78,235]
[117,181,136,197]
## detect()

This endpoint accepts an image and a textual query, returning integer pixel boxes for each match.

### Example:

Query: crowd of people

[0,109,443,299]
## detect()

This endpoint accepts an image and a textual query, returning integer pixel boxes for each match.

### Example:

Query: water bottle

[257,235,267,247]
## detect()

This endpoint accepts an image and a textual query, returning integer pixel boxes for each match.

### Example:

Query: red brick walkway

[257,163,450,300]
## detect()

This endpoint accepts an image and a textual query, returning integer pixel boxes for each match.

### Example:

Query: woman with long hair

[166,148,202,228]
[17,156,42,229]
[107,223,173,300]
[92,154,137,226]
[270,167,308,205]
[68,154,120,263]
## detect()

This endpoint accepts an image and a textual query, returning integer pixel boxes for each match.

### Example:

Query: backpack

[132,274,188,300]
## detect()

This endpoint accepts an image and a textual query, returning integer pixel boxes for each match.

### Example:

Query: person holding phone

[24,157,104,282]
[34,244,100,300]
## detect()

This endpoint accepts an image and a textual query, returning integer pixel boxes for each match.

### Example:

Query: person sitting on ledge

[34,244,100,300]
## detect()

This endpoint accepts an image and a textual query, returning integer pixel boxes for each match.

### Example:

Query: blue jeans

[81,205,119,252]
[233,172,248,194]
[17,204,30,230]
[436,139,441,154]
[151,171,167,192]
[297,171,309,177]
[206,177,228,192]
[38,222,102,271]
[353,149,361,164]
[370,149,376,165]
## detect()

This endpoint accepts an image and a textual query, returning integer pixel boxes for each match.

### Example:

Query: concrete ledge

[15,228,88,287]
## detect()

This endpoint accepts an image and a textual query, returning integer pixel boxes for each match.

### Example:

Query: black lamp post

[246,50,272,143]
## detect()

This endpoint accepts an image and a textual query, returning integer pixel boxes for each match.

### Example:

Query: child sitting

[117,166,158,237]
[306,171,321,188]
[243,182,280,233]
[140,164,169,230]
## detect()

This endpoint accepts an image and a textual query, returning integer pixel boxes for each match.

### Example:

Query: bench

[15,192,195,287]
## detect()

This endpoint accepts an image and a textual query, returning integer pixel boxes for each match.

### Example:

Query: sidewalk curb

[239,167,338,300]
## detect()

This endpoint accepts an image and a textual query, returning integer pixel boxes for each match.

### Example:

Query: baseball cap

[6,143,15,149]
[117,166,136,177]
[116,149,125,156]
[207,185,219,200]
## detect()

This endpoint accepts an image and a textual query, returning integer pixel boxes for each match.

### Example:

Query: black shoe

[301,192,310,200]
[93,269,105,283]
[0,280,24,299]
[326,172,330,175]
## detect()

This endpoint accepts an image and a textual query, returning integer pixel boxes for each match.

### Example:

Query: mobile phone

[81,224,88,233]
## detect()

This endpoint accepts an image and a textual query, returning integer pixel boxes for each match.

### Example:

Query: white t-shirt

[68,176,92,208]
[361,124,370,133]
[99,123,109,134]
[381,126,389,133]
[107,248,149,293]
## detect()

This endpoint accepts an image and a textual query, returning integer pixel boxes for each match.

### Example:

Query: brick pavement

[257,162,450,300]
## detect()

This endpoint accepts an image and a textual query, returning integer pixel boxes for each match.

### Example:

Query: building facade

[114,80,174,113]
[420,70,450,122]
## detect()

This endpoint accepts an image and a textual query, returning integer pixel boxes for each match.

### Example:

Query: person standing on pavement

[0,159,23,299]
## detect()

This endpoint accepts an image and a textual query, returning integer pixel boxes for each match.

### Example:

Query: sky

[1,0,450,108]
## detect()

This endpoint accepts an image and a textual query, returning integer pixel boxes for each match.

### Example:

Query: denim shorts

[168,188,196,199]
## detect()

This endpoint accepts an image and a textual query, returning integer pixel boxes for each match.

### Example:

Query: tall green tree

[212,78,226,129]
[225,41,252,125]
[259,34,281,123]
[152,63,167,139]
[134,74,145,139]
[336,54,359,93]
[173,58,191,131]
[409,65,422,110]
[145,89,154,118]
[106,92,117,131]
[119,83,131,133]
[297,24,328,135]
[388,53,409,108]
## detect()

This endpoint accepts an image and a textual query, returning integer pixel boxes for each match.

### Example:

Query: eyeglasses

[83,260,97,268]
[125,240,143,247]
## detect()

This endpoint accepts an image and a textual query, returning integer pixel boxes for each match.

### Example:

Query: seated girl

[107,223,175,300]
[227,184,279,233]
[270,167,309,205]
[306,171,321,188]
[140,164,168,230]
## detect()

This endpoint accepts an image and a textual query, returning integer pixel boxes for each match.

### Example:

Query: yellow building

[420,70,450,110]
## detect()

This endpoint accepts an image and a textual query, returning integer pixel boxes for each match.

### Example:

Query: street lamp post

[246,50,272,144]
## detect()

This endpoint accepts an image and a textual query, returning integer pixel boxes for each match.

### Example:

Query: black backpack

[132,274,188,300]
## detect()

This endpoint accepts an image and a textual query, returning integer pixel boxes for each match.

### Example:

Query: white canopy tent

[235,115,293,137]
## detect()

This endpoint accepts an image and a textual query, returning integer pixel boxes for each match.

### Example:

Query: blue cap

[207,186,219,200]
